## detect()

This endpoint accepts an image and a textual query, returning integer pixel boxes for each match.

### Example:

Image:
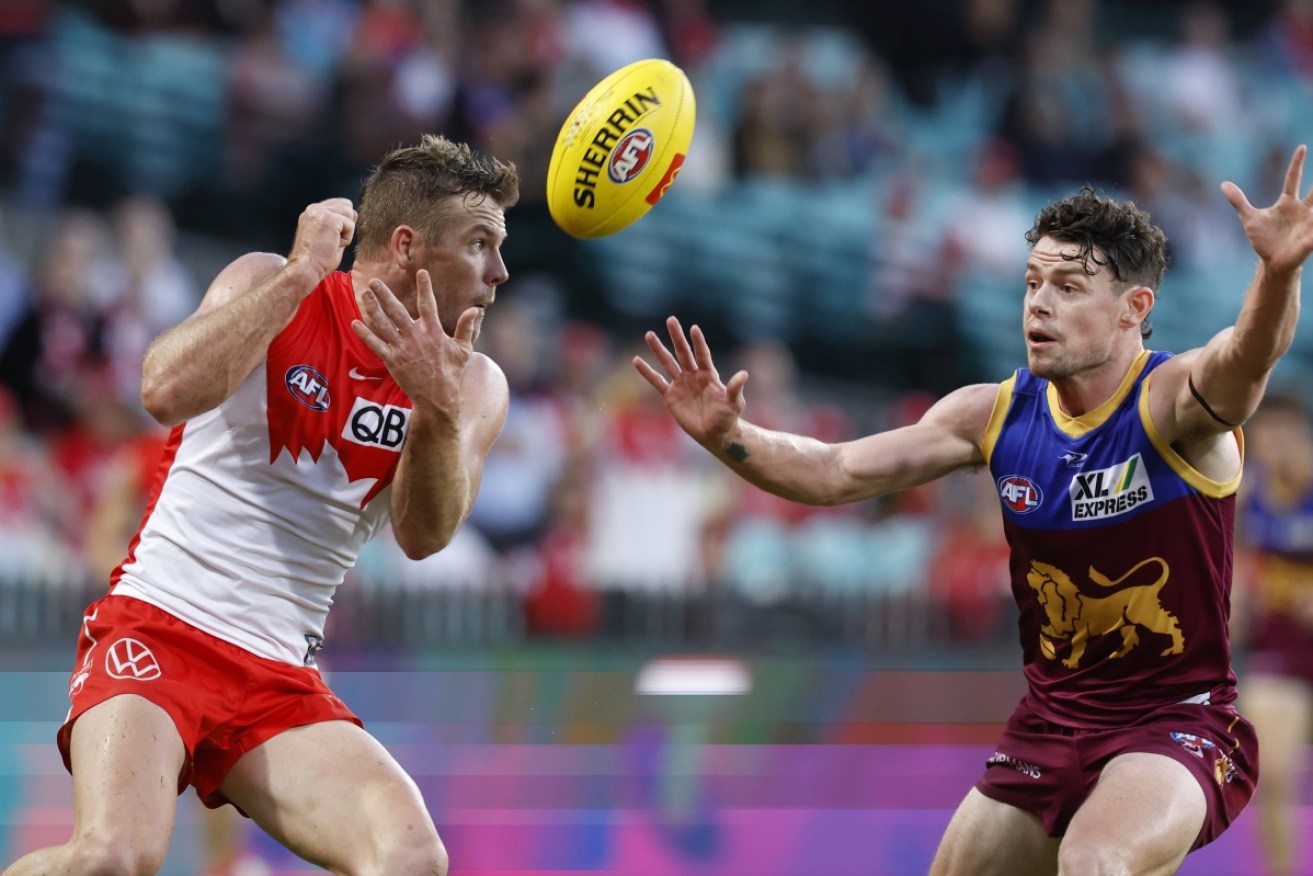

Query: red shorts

[976,696,1258,850]
[59,594,362,808]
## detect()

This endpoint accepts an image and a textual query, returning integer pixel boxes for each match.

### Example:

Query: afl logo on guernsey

[999,475,1043,514]
[608,128,654,183]
[286,365,331,412]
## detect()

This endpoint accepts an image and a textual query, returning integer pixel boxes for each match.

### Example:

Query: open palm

[1223,145,1313,276]
[633,317,748,447]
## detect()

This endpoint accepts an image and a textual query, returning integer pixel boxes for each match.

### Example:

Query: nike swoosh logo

[349,367,382,381]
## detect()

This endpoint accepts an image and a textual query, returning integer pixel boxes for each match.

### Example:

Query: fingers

[452,306,479,349]
[363,280,414,340]
[1220,180,1253,217]
[638,318,721,388]
[726,370,749,407]
[1283,144,1308,199]
[644,329,683,377]
[415,269,439,323]
[351,319,388,358]
[633,354,669,392]
[666,316,698,372]
[689,324,720,378]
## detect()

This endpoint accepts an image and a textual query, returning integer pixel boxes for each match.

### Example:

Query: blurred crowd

[0,0,1311,650]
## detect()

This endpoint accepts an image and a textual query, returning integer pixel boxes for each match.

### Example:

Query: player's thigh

[930,787,1059,876]
[1242,674,1313,782]
[218,719,443,872]
[69,694,187,855]
[1059,752,1204,876]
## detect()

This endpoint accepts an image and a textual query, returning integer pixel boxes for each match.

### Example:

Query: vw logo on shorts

[105,638,162,681]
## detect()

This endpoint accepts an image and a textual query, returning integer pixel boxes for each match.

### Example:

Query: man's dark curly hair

[1026,186,1168,339]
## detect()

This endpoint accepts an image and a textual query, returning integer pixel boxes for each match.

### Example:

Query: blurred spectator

[653,0,719,73]
[939,137,1032,281]
[586,345,711,597]
[928,469,1011,641]
[561,0,667,79]
[48,374,151,555]
[449,0,565,203]
[996,1,1129,187]
[730,41,816,179]
[523,459,600,637]
[0,0,52,186]
[337,0,448,174]
[0,204,33,353]
[466,291,570,553]
[0,208,113,433]
[1159,1,1246,138]
[225,3,332,199]
[95,195,200,403]
[0,385,78,585]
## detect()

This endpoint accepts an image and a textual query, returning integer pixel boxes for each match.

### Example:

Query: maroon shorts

[59,594,362,808]
[975,696,1258,850]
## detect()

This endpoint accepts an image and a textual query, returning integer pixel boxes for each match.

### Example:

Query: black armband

[1188,373,1242,429]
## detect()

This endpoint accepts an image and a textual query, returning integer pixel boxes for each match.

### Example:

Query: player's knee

[67,829,169,876]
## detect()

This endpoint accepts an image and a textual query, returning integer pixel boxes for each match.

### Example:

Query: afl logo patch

[286,364,330,411]
[998,475,1042,514]
[608,128,654,183]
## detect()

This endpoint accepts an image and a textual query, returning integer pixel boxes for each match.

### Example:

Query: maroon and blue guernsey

[983,350,1242,728]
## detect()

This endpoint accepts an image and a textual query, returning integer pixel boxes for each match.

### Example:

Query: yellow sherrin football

[546,58,696,239]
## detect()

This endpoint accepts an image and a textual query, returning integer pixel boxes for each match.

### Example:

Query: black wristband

[1188,373,1242,429]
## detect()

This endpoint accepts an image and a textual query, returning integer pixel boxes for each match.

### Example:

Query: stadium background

[0,0,1310,872]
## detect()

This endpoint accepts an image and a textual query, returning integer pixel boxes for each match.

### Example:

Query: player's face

[1021,236,1127,380]
[414,194,509,342]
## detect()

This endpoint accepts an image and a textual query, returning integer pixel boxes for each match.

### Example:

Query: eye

[471,239,486,251]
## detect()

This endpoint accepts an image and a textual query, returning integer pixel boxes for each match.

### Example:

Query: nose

[488,248,509,287]
[1026,284,1053,317]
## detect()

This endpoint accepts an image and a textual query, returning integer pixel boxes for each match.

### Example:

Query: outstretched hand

[1222,145,1313,277]
[353,269,477,418]
[632,317,749,448]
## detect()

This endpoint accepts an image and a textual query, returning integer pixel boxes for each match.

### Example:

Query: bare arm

[139,199,357,425]
[1151,146,1313,444]
[633,317,994,506]
[354,271,508,559]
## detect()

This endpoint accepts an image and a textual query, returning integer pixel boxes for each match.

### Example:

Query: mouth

[1026,327,1056,347]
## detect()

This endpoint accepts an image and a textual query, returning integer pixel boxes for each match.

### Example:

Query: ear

[1122,285,1155,330]
[389,225,418,268]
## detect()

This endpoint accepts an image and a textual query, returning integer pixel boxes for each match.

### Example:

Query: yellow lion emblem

[1026,557,1185,669]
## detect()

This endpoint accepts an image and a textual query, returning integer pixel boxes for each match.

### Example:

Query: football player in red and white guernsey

[5,135,518,876]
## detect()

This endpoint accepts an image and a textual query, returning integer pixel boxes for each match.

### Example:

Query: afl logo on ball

[608,128,654,183]
[998,475,1042,514]
[286,364,331,412]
